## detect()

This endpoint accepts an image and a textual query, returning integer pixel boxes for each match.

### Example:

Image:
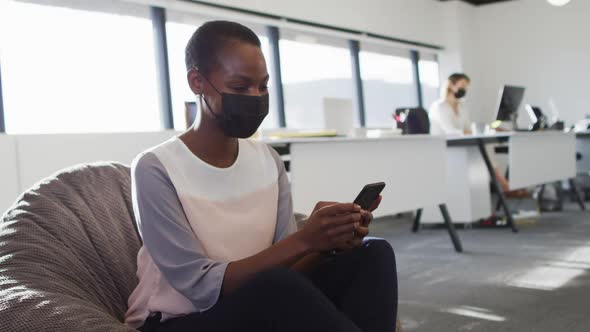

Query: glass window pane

[419,58,440,110]
[360,48,417,128]
[1,1,160,134]
[166,21,203,131]
[166,20,277,130]
[279,37,354,129]
[258,36,278,130]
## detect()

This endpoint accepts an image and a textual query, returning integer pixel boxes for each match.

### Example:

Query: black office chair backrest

[403,107,430,135]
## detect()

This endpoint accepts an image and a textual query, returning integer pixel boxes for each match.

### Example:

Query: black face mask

[454,88,467,99]
[201,76,269,138]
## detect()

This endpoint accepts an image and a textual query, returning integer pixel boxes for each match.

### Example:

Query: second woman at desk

[429,73,472,136]
[429,73,526,195]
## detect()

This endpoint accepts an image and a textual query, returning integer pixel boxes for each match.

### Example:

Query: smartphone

[353,182,386,210]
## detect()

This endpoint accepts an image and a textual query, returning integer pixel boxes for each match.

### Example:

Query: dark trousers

[139,238,398,332]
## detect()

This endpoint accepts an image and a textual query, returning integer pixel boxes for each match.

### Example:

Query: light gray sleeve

[131,152,228,311]
[267,146,297,243]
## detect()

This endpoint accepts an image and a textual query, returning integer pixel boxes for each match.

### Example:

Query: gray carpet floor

[371,204,590,332]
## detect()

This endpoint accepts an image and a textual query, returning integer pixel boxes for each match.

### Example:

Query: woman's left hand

[362,195,381,224]
[311,195,382,249]
[347,196,382,249]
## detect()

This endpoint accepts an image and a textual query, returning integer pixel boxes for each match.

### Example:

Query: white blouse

[429,99,470,135]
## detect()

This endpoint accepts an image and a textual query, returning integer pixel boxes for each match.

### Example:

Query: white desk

[2,132,463,251]
[577,131,590,174]
[1,131,179,215]
[508,132,576,189]
[422,144,492,224]
[15,132,178,192]
[446,132,575,189]
[267,135,463,252]
[423,132,577,232]
[283,136,447,216]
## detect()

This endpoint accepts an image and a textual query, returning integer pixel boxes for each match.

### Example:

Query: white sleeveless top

[125,137,295,328]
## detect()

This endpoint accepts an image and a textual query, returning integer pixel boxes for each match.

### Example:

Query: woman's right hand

[298,203,362,253]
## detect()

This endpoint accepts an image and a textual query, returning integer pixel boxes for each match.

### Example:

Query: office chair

[395,107,430,135]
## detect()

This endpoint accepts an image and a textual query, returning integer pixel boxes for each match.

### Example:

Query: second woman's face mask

[454,88,467,99]
[200,74,269,138]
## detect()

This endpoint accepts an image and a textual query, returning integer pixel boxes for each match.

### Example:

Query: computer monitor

[495,85,526,122]
[185,101,197,129]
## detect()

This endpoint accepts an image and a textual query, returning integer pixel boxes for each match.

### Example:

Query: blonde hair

[440,73,470,99]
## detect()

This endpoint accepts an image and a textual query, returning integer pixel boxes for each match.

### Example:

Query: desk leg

[439,204,463,253]
[495,167,510,212]
[477,140,518,233]
[412,208,423,233]
[556,181,565,209]
[538,184,546,205]
[569,178,586,211]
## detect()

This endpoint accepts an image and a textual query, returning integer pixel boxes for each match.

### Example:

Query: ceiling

[439,0,517,5]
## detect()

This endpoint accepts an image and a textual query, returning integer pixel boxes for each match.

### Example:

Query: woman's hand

[312,195,382,215]
[298,203,362,253]
[345,208,374,248]
[360,194,381,228]
[349,195,382,246]
[307,196,382,250]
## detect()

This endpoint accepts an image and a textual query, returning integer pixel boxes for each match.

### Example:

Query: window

[419,54,441,110]
[359,45,417,128]
[166,13,277,130]
[166,19,203,131]
[1,0,160,134]
[279,32,355,129]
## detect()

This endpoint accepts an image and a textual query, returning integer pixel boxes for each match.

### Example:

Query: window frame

[0,0,443,133]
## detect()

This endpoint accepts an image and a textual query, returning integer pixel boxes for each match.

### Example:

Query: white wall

[0,131,179,214]
[465,0,590,125]
[197,0,448,47]
[127,0,456,48]
[436,1,480,109]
